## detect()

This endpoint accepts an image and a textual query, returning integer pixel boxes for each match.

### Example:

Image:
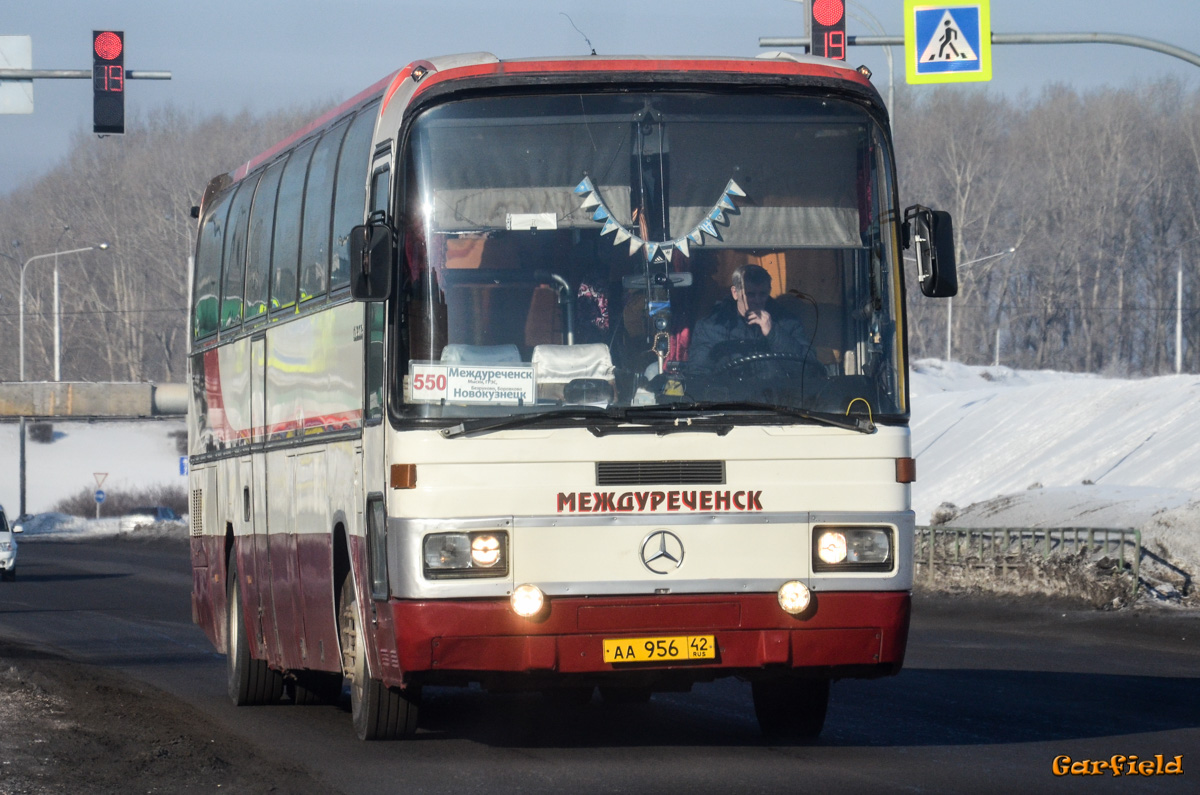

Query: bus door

[248,334,280,666]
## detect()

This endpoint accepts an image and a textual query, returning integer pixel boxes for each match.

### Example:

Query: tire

[226,558,284,706]
[751,677,830,740]
[340,576,418,740]
[291,670,344,705]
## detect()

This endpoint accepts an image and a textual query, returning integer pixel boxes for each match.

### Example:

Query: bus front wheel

[339,576,419,740]
[751,676,830,740]
[226,557,284,705]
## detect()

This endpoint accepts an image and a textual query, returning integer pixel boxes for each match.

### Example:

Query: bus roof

[221,51,877,193]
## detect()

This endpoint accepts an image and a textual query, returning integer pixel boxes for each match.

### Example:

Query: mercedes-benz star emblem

[640,530,685,575]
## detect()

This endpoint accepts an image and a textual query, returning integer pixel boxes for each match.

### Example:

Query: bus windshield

[399,91,904,425]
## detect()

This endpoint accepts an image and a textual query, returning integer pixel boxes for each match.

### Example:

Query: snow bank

[15,512,188,542]
[910,359,1200,604]
[0,419,186,515]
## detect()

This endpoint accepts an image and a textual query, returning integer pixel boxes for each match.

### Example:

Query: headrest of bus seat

[439,344,522,364]
[531,343,614,383]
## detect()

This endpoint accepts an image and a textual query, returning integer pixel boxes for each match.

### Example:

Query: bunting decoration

[573,176,746,262]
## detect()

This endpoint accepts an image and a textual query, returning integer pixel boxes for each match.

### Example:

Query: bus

[187,51,957,741]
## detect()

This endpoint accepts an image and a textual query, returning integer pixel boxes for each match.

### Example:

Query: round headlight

[816,530,848,564]
[510,583,545,618]
[777,580,811,615]
[471,534,501,567]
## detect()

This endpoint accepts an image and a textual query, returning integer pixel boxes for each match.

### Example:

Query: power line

[0,307,188,320]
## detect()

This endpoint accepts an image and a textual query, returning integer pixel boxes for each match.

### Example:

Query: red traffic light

[812,0,844,27]
[93,30,125,135]
[94,31,123,61]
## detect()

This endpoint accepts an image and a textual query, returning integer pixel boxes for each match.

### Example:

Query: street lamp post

[946,247,1017,362]
[19,244,109,382]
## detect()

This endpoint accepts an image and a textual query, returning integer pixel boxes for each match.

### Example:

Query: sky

[2,0,1200,197]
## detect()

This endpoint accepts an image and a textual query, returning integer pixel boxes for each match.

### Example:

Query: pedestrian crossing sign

[904,0,992,84]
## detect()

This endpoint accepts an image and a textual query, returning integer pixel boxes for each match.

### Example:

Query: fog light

[471,534,501,567]
[510,583,545,618]
[777,580,811,615]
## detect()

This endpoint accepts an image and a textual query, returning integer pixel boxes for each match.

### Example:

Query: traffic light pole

[0,69,170,79]
[759,32,1200,70]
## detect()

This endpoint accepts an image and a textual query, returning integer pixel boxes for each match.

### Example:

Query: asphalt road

[0,536,1196,793]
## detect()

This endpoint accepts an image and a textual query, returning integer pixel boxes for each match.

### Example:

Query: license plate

[602,635,716,663]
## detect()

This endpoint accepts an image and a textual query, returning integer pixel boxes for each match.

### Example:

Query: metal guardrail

[915,526,1142,596]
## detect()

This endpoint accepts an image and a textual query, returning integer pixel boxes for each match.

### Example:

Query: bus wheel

[226,558,284,705]
[339,576,419,740]
[291,671,344,705]
[751,677,830,740]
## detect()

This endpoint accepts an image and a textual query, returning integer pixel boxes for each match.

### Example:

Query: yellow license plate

[602,635,716,663]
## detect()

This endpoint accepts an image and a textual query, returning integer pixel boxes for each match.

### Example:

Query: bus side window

[271,140,316,312]
[299,119,350,304]
[220,175,258,331]
[245,159,285,322]
[193,190,233,340]
[331,105,380,291]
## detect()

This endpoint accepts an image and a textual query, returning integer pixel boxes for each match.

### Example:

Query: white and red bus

[188,51,956,740]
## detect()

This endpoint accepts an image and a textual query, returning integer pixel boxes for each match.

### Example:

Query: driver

[687,263,810,378]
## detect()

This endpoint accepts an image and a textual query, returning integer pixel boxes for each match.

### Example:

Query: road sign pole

[18,416,26,517]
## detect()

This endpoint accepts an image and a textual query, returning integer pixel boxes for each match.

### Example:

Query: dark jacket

[687,298,809,377]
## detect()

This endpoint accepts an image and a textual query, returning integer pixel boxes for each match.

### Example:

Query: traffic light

[810,0,846,61]
[93,30,124,135]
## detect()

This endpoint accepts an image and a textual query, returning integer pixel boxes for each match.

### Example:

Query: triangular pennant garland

[573,174,745,259]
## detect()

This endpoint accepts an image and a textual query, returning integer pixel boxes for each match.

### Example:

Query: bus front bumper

[385,591,910,681]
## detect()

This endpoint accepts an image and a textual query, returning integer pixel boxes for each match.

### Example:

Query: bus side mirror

[349,222,394,301]
[904,205,957,298]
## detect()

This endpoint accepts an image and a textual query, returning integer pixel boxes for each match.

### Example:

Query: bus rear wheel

[751,676,830,740]
[226,558,284,705]
[339,576,419,740]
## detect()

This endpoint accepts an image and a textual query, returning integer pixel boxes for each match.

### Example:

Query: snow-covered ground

[909,360,1200,577]
[3,363,1198,591]
[0,418,187,517]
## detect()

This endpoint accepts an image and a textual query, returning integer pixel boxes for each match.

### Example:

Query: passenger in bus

[687,263,812,379]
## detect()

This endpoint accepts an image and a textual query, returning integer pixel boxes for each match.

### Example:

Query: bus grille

[596,460,726,486]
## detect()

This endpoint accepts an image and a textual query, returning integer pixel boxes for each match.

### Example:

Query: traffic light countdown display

[810,0,846,60]
[93,30,124,135]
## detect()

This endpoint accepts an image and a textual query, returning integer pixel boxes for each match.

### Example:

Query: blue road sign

[180,456,189,476]
[95,489,106,504]
[905,1,992,84]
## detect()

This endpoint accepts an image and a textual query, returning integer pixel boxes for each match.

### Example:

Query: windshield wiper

[626,401,876,434]
[441,407,626,439]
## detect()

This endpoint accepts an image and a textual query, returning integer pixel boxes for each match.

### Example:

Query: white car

[0,505,21,581]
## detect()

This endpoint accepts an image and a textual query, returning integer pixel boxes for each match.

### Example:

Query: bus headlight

[812,527,894,572]
[777,580,811,615]
[423,531,508,578]
[510,583,545,618]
